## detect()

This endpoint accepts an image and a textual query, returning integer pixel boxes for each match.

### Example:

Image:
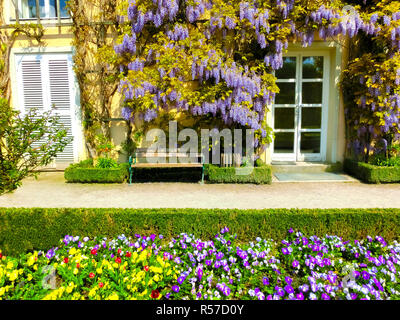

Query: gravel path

[0,172,400,209]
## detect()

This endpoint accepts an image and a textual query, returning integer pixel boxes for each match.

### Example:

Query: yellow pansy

[8,270,19,281]
[131,252,138,262]
[153,274,160,282]
[106,292,119,300]
[150,266,162,274]
[69,248,77,256]
[27,255,36,267]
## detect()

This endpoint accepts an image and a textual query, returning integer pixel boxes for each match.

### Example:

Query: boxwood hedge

[344,159,400,184]
[1,208,399,256]
[64,160,129,183]
[205,164,272,184]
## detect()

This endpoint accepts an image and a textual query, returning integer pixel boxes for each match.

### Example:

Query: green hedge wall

[344,159,400,183]
[206,164,272,184]
[1,208,400,256]
[64,161,129,183]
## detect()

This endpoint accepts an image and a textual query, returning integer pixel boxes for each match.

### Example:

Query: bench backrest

[132,149,204,164]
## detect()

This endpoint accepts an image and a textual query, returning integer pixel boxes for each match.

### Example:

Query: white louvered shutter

[48,58,75,162]
[18,54,77,164]
[20,59,46,154]
[21,60,44,111]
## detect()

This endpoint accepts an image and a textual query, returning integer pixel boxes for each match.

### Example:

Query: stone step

[271,162,342,174]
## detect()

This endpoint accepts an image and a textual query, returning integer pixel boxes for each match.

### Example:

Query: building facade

[4,0,347,167]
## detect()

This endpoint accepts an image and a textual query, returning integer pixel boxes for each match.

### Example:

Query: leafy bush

[64,160,129,183]
[96,157,119,169]
[1,228,400,300]
[369,155,400,168]
[206,164,272,184]
[344,159,400,183]
[0,98,71,195]
[1,208,400,256]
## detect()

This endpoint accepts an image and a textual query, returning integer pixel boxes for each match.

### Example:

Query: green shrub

[96,157,119,169]
[205,164,272,184]
[64,160,129,183]
[2,208,399,256]
[344,159,400,183]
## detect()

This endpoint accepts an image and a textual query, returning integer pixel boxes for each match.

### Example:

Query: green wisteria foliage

[114,0,400,156]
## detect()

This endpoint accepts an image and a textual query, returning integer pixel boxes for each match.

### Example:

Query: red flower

[76,263,80,269]
[89,272,95,279]
[115,257,122,264]
[99,282,104,288]
[151,290,160,299]
[144,265,149,272]
[118,249,122,255]
[0,253,2,259]
[91,249,97,255]
[63,257,69,264]
[126,251,132,258]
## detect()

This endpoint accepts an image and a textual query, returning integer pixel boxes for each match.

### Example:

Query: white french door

[16,53,78,163]
[272,53,329,162]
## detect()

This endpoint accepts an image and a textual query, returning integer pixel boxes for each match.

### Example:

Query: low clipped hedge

[1,208,400,256]
[64,160,129,183]
[205,163,272,184]
[344,159,400,184]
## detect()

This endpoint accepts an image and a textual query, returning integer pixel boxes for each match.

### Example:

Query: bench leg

[201,164,205,184]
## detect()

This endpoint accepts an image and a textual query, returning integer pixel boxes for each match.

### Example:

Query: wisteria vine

[115,0,400,153]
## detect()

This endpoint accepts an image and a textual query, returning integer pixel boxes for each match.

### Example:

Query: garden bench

[128,148,205,184]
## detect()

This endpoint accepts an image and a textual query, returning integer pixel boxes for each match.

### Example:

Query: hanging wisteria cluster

[115,0,400,151]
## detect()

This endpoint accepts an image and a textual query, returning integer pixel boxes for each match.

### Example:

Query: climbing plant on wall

[341,0,400,162]
[114,0,400,159]
[67,0,121,157]
[0,0,44,100]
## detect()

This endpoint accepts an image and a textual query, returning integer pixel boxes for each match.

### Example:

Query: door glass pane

[274,132,294,154]
[276,83,295,104]
[276,57,296,79]
[301,132,321,153]
[275,108,295,129]
[301,107,321,129]
[303,57,324,79]
[302,82,322,104]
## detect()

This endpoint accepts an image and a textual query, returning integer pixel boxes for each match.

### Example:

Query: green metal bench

[129,149,205,184]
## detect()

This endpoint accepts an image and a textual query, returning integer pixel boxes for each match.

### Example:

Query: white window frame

[16,0,70,20]
[13,49,83,163]
[271,51,330,163]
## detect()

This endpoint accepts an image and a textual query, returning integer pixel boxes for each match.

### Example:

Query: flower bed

[64,160,129,183]
[1,228,399,300]
[344,159,400,184]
